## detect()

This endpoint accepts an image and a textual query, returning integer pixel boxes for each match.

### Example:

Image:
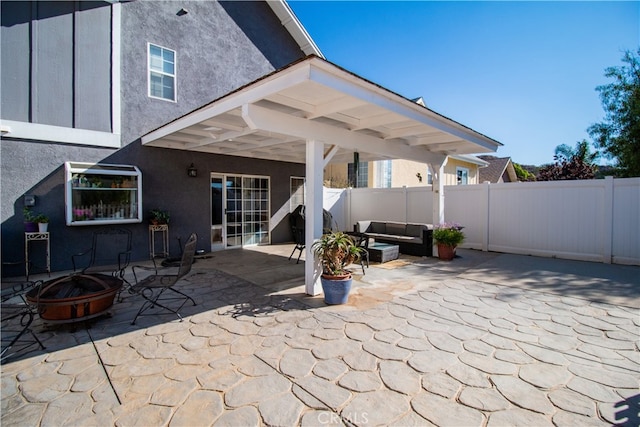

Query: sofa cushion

[405,224,425,238]
[386,222,406,235]
[371,222,387,233]
[374,235,422,244]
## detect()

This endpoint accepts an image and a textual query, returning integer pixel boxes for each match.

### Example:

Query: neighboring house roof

[267,0,324,58]
[478,155,518,183]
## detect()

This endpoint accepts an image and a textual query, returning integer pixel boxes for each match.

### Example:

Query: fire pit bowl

[26,273,122,323]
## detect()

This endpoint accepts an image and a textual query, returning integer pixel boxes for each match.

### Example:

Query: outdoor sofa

[354,220,434,257]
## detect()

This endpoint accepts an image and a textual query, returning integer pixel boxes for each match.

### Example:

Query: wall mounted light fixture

[187,163,197,177]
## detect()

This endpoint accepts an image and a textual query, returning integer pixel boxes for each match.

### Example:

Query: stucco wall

[390,160,429,188]
[1,0,307,274]
[120,0,302,145]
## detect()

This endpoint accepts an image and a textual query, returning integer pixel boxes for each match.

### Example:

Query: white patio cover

[142,55,501,294]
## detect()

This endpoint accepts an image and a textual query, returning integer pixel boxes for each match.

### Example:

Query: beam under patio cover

[140,55,502,296]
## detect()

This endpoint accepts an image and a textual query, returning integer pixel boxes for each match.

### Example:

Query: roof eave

[266,0,324,58]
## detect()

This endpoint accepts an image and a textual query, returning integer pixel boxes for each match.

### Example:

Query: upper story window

[457,167,469,185]
[148,44,176,101]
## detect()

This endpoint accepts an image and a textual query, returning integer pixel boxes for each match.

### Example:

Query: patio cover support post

[430,159,447,256]
[305,139,323,295]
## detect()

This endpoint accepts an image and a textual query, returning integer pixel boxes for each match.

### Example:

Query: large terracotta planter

[320,273,352,305]
[437,244,456,261]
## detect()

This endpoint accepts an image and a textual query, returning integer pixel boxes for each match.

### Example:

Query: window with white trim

[148,44,176,101]
[456,167,469,185]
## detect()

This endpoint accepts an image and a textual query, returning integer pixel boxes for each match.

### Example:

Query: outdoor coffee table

[368,242,399,263]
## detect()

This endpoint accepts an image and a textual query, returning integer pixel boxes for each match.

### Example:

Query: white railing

[324,177,640,265]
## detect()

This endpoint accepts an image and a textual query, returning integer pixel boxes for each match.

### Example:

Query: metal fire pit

[26,273,122,324]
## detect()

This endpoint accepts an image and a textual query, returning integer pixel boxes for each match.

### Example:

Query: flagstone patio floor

[1,245,638,426]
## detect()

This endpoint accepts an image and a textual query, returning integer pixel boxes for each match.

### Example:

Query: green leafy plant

[433,223,465,247]
[34,214,49,223]
[312,231,364,277]
[23,207,36,222]
[148,208,170,224]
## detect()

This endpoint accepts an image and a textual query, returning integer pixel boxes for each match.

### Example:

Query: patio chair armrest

[132,263,156,281]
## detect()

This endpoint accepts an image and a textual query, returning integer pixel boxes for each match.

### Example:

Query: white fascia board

[266,0,324,58]
[308,59,501,153]
[142,63,313,144]
[242,103,447,165]
[0,120,120,148]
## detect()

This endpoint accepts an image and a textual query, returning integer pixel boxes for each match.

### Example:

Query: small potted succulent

[148,208,170,225]
[433,223,465,261]
[311,231,364,304]
[35,214,49,232]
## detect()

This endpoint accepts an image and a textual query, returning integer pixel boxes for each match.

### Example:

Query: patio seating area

[1,245,638,426]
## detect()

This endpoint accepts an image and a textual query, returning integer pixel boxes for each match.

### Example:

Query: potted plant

[433,223,465,261]
[148,208,170,225]
[23,207,38,232]
[35,214,49,232]
[311,231,364,304]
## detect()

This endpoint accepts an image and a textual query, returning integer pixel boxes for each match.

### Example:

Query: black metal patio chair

[71,228,132,285]
[1,280,46,362]
[129,233,198,324]
[347,231,370,275]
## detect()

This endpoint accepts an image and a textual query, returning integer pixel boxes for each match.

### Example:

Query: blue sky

[288,1,639,166]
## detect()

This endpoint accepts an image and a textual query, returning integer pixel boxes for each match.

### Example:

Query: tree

[554,140,599,165]
[513,162,536,181]
[588,48,640,177]
[537,140,598,181]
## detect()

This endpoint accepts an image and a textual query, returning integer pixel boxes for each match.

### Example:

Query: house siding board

[74,1,112,133]
[1,2,31,122]
[0,1,112,130]
[33,1,75,127]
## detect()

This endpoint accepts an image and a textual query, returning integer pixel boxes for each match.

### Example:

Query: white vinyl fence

[324,177,640,265]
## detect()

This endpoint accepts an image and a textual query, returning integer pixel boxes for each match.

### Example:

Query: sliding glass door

[211,174,270,250]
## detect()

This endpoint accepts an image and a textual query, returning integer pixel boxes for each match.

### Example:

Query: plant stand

[149,224,169,259]
[25,232,50,278]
